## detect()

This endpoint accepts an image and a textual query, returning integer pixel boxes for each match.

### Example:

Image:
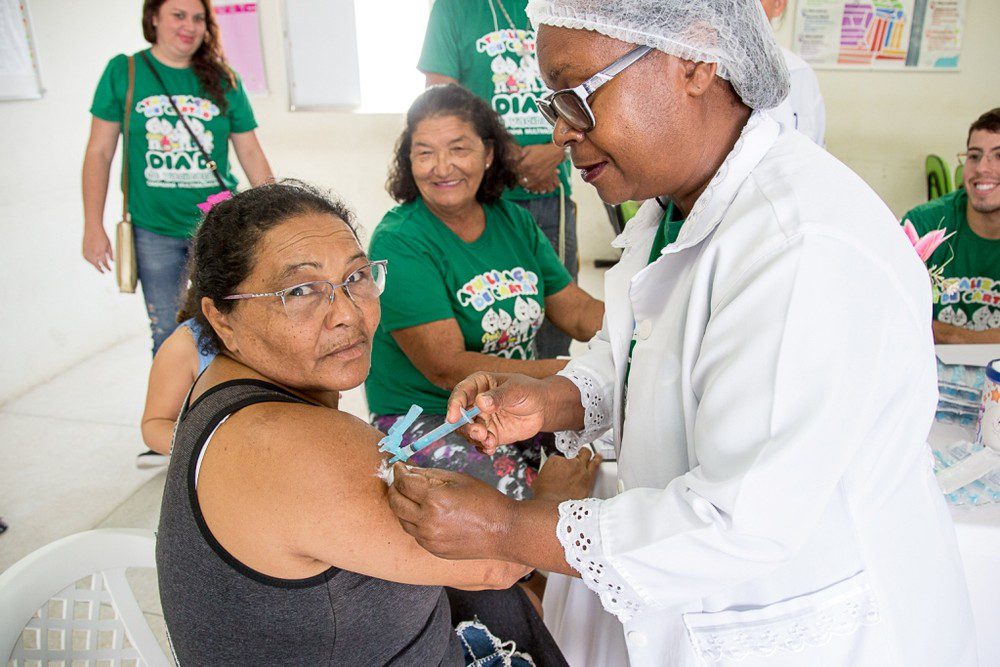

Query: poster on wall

[793,0,966,70]
[214,2,268,93]
[0,0,43,100]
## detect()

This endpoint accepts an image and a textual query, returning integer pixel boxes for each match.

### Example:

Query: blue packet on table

[935,359,985,427]
[933,439,1000,506]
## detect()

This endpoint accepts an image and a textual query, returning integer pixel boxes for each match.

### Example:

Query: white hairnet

[526,0,790,110]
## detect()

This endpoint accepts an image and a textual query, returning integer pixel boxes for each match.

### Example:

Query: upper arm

[230,130,265,163]
[425,72,459,87]
[544,283,604,341]
[199,405,520,589]
[141,327,199,427]
[85,117,122,161]
[391,318,469,388]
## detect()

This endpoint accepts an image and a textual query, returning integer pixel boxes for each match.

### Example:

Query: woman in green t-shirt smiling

[367,85,603,500]
[82,0,273,356]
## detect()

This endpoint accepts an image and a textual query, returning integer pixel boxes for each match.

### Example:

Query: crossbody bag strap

[122,55,135,221]
[139,51,227,190]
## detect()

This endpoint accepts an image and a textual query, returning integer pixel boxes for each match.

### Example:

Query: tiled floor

[0,261,608,657]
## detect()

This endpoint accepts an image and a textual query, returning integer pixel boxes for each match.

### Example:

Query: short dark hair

[179,180,360,353]
[386,84,518,204]
[968,108,1000,144]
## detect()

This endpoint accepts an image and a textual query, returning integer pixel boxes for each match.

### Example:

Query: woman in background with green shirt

[367,85,603,500]
[82,0,272,355]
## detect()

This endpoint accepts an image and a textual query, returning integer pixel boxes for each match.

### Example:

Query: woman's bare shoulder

[226,401,386,477]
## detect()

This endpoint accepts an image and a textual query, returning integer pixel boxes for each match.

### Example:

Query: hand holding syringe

[378,404,481,464]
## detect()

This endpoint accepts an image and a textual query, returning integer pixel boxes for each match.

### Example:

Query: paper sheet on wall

[214,2,268,94]
[793,0,966,70]
[0,0,42,100]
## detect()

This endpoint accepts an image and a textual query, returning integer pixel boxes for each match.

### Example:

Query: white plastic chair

[0,528,172,667]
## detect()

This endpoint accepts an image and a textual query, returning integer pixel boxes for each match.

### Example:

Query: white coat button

[617,479,625,494]
[626,631,648,647]
[637,319,653,340]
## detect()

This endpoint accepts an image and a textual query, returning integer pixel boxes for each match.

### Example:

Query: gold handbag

[115,55,138,293]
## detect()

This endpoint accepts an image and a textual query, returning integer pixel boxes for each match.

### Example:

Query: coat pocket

[682,570,886,665]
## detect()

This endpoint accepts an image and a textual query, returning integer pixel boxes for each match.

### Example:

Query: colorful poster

[214,2,267,93]
[793,0,966,70]
[914,0,965,68]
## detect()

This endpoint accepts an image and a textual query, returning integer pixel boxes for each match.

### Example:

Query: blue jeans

[513,194,578,359]
[134,226,191,356]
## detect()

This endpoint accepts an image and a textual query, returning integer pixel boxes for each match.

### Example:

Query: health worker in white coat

[387,1,976,665]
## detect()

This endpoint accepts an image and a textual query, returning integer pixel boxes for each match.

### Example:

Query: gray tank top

[156,379,464,666]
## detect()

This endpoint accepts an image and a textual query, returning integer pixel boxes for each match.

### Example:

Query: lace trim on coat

[556,499,646,623]
[686,586,881,661]
[554,368,610,457]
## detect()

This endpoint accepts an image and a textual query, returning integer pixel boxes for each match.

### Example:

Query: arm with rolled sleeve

[557,229,922,621]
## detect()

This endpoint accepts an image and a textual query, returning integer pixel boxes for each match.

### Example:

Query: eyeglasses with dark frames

[538,45,653,133]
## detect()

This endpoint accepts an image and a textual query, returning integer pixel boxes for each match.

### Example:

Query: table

[933,344,1000,665]
[542,345,1000,666]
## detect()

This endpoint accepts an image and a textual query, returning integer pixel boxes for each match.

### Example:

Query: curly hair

[387,84,519,204]
[142,0,236,114]
[178,181,361,353]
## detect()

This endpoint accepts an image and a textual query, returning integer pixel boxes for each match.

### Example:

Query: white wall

[1,2,149,404]
[1,0,997,402]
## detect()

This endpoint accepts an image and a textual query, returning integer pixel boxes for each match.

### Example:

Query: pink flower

[197,189,233,214]
[902,219,954,263]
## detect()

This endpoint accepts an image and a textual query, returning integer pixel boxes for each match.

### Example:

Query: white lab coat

[552,113,975,666]
[768,47,826,146]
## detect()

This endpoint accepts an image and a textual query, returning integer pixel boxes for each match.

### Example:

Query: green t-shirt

[418,0,571,201]
[366,197,573,415]
[90,50,258,238]
[903,189,1000,331]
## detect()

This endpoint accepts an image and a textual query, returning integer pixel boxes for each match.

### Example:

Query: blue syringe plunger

[385,405,481,464]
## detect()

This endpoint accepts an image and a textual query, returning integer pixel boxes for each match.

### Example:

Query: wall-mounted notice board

[283,0,361,110]
[794,0,966,71]
[0,0,43,100]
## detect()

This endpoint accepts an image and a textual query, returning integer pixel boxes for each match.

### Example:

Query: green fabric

[625,202,685,389]
[419,0,571,201]
[366,197,573,415]
[904,189,1000,330]
[90,50,257,238]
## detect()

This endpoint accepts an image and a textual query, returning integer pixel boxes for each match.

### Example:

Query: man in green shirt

[419,0,578,357]
[903,108,1000,344]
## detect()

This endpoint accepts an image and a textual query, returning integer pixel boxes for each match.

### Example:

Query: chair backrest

[0,528,172,667]
[602,200,644,237]
[955,163,964,190]
[926,153,953,201]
